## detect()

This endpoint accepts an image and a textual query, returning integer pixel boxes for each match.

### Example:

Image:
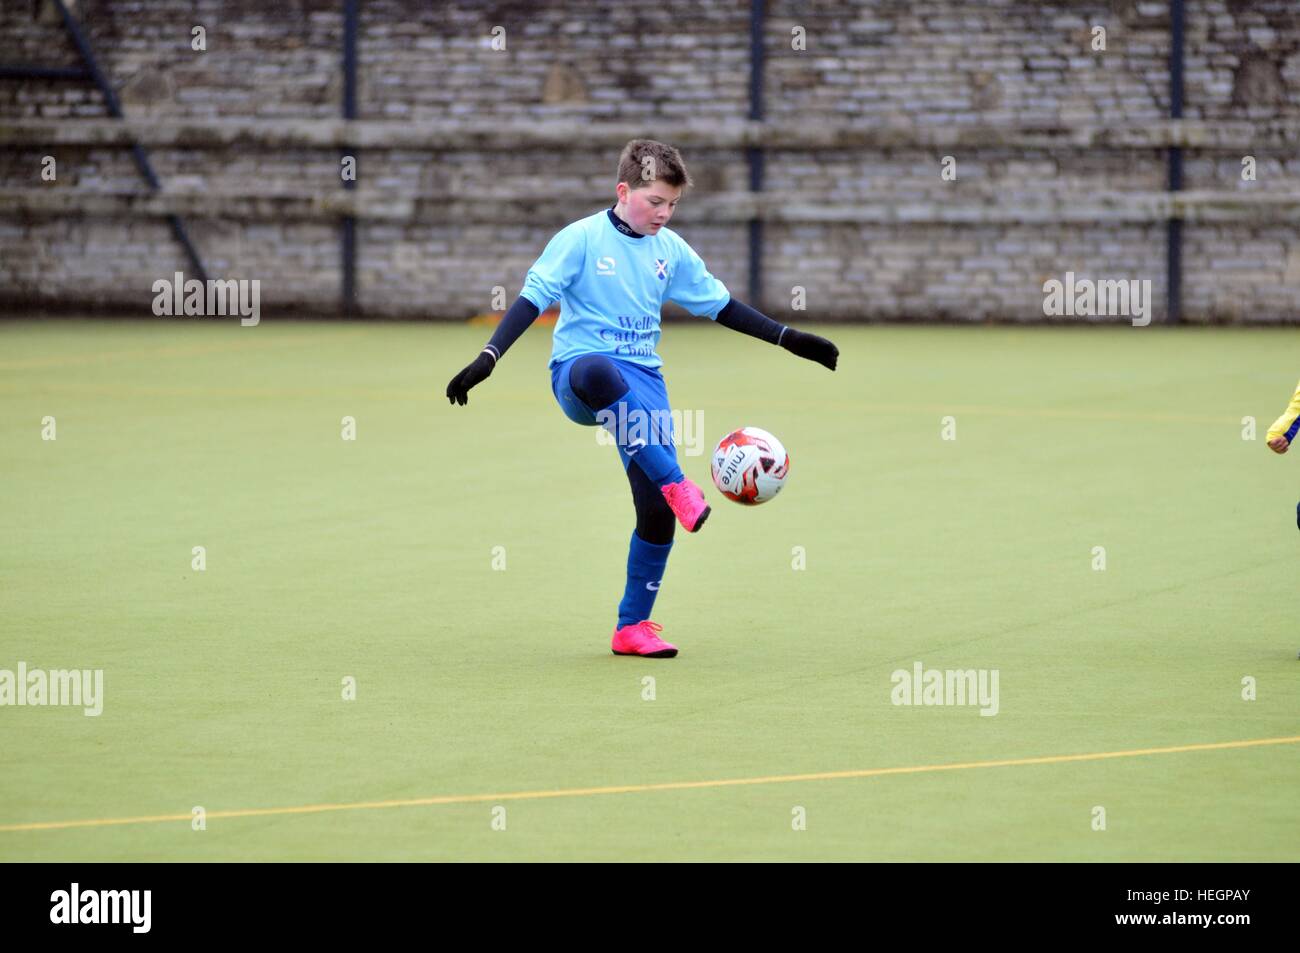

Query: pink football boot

[660,477,711,533]
[611,620,678,658]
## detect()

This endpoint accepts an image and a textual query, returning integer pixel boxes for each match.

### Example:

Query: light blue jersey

[520,208,732,370]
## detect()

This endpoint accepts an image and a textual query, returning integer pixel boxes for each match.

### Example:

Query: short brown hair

[617,139,693,191]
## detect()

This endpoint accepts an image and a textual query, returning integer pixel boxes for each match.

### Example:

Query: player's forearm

[716,297,839,371]
[446,295,541,406]
[1266,379,1300,442]
[715,297,786,345]
[483,296,541,362]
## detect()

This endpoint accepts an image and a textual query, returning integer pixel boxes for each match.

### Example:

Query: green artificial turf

[1,318,1297,860]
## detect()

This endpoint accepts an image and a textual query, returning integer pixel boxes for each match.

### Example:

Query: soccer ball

[710,427,790,505]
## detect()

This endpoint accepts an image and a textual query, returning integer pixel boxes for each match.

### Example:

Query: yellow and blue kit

[1267,380,1300,446]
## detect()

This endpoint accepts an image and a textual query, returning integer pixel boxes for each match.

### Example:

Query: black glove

[781,328,839,371]
[446,351,496,406]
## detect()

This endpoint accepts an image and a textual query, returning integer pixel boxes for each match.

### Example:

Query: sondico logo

[596,257,616,276]
[50,883,151,933]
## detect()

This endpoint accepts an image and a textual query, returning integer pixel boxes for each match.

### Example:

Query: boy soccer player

[1266,377,1300,531]
[446,139,838,658]
[1266,378,1300,657]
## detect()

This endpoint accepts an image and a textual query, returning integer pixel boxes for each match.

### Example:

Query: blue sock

[595,394,684,487]
[617,531,673,628]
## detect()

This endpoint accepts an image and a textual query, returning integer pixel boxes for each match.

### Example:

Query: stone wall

[1,0,1298,322]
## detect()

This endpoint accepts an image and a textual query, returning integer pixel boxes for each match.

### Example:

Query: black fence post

[747,0,765,310]
[1166,0,1185,324]
[342,0,359,315]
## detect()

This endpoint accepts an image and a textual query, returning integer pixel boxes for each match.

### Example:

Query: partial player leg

[618,460,675,625]
[568,354,682,484]
[611,459,679,658]
[568,354,710,532]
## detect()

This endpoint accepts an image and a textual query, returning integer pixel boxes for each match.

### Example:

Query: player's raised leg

[568,353,710,532]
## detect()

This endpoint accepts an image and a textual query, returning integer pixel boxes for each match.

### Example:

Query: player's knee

[569,354,626,410]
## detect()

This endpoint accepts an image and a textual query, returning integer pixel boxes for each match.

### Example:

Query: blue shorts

[550,354,678,471]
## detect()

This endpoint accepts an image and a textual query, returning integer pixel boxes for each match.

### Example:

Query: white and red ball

[710,427,790,505]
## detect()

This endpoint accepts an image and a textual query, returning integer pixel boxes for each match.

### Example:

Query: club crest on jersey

[596,257,616,276]
[653,259,668,280]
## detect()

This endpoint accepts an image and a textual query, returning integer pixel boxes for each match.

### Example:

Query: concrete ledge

[6,187,1300,224]
[1,117,1297,151]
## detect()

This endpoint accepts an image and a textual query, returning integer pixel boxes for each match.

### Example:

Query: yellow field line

[2,735,1296,835]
